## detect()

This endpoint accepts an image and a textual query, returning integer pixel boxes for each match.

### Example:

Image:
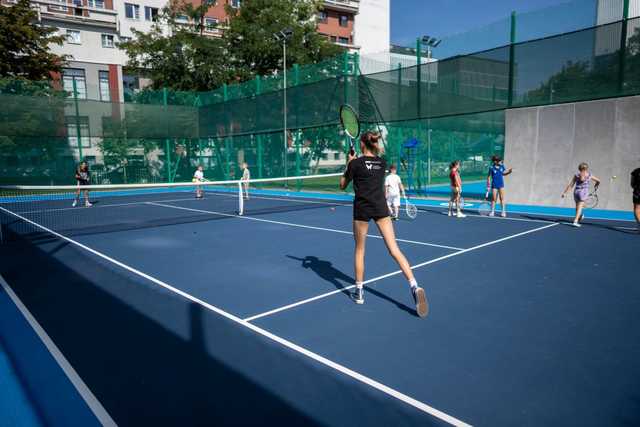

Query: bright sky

[391,0,570,46]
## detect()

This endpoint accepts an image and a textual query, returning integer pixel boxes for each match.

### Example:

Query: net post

[72,78,83,161]
[237,181,244,216]
[507,11,516,107]
[618,0,630,94]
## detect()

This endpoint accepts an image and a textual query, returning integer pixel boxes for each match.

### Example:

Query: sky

[391,0,571,46]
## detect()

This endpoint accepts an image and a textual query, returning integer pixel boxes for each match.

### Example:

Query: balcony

[33,0,117,29]
[322,0,359,14]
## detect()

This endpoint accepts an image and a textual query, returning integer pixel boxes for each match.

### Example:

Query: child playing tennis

[562,162,601,227]
[241,162,250,200]
[193,165,205,199]
[448,160,465,218]
[340,132,428,317]
[486,155,513,217]
[631,166,640,231]
[385,165,405,220]
[72,161,92,207]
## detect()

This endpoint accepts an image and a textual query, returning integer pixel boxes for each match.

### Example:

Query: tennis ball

[192,178,197,183]
[330,207,336,211]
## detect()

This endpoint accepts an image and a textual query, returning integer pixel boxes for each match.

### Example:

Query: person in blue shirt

[486,155,513,217]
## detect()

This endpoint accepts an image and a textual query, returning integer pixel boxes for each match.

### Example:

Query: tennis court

[1,178,638,427]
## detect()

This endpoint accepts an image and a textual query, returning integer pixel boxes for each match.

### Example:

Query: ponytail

[360,131,380,155]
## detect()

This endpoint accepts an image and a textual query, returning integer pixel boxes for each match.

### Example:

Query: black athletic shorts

[353,203,389,222]
[634,194,640,205]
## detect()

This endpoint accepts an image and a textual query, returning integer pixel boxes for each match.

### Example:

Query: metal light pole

[274,28,293,179]
[421,36,442,189]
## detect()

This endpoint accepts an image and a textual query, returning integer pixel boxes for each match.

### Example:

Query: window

[101,34,114,48]
[317,11,328,23]
[66,116,91,149]
[144,6,158,21]
[50,0,67,12]
[339,14,348,27]
[205,17,218,30]
[330,35,337,43]
[176,14,189,23]
[62,68,87,99]
[99,71,110,101]
[120,36,132,43]
[334,153,341,160]
[338,36,349,44]
[88,0,105,8]
[230,0,240,8]
[66,29,81,44]
[124,3,140,19]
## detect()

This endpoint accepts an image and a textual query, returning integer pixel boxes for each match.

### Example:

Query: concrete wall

[505,95,640,211]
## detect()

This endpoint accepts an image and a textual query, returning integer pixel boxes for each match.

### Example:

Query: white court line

[0,206,471,427]
[244,222,559,322]
[16,196,199,215]
[615,226,639,231]
[147,202,463,251]
[0,274,117,427]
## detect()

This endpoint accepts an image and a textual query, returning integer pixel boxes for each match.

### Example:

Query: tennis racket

[404,197,418,219]
[584,186,599,209]
[340,104,360,156]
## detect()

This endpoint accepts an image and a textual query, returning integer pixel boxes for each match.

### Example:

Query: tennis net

[0,173,347,242]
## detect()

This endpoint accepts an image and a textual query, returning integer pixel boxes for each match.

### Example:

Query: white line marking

[244,222,559,322]
[147,202,464,251]
[615,226,639,231]
[0,274,117,427]
[0,206,471,427]
[16,196,199,215]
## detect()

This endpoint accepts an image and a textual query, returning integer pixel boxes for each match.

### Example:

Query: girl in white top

[241,162,250,199]
[384,165,405,220]
[193,165,204,199]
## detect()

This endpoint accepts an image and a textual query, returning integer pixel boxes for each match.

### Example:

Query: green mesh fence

[1,16,639,188]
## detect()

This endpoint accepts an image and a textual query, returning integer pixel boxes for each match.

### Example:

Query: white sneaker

[456,212,466,218]
[571,221,581,227]
[501,211,507,218]
[353,287,364,305]
[72,200,77,207]
[447,211,452,217]
[85,201,92,207]
[412,287,429,318]
[489,211,495,217]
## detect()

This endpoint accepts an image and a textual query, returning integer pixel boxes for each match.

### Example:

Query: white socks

[409,279,418,289]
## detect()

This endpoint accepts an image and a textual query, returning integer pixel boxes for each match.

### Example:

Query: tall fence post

[618,0,630,94]
[396,62,402,172]
[163,87,172,183]
[72,78,83,161]
[343,51,351,155]
[416,37,422,118]
[223,83,231,179]
[507,11,516,107]
[255,75,263,179]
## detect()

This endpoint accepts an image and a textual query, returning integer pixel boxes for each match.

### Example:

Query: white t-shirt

[242,167,250,181]
[194,170,204,181]
[385,173,402,196]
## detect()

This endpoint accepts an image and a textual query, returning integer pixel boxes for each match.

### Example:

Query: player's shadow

[286,255,416,316]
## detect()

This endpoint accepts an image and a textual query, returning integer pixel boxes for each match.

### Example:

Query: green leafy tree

[223,0,343,79]
[119,1,230,91]
[0,0,66,79]
[625,26,640,92]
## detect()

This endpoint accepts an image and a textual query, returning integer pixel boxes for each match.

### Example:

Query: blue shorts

[491,184,504,190]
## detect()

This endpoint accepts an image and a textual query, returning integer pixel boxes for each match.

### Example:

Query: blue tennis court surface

[1,187,639,426]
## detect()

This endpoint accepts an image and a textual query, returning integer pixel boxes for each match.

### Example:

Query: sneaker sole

[414,288,428,318]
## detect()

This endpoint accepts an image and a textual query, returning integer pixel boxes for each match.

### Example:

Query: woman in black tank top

[340,132,428,317]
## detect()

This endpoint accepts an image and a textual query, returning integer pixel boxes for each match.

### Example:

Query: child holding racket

[72,161,92,207]
[562,162,600,227]
[448,160,465,218]
[241,162,250,200]
[340,132,428,318]
[193,165,205,199]
[385,165,405,220]
[631,166,640,231]
[486,155,513,217]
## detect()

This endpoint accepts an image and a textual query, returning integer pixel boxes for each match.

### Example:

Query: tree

[625,26,640,92]
[224,0,343,79]
[0,0,66,79]
[119,1,231,91]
